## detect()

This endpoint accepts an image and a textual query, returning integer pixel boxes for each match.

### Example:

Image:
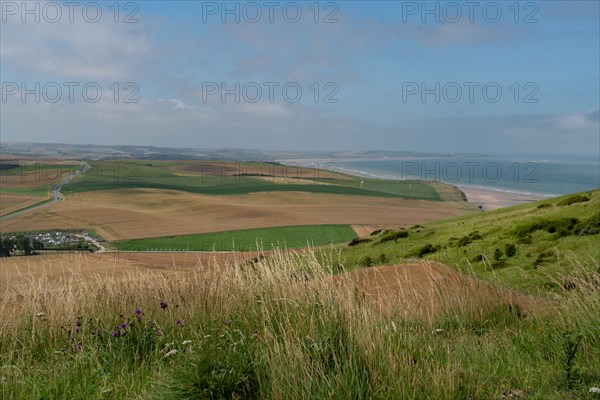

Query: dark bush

[361,256,373,267]
[348,237,372,247]
[514,217,579,238]
[504,244,517,258]
[378,253,387,263]
[493,248,503,261]
[557,194,589,207]
[577,213,600,236]
[411,243,439,257]
[470,254,483,263]
[378,230,409,244]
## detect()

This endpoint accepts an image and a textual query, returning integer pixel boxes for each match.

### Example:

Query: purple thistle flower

[75,327,81,333]
[134,308,142,315]
[156,329,163,337]
[75,320,82,327]
[175,319,183,327]
[76,343,82,351]
[160,301,168,310]
[111,331,120,337]
[118,323,128,330]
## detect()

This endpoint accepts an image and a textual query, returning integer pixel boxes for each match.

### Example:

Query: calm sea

[293,156,600,197]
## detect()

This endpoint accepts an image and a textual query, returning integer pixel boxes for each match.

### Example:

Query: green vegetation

[0,186,50,197]
[341,189,600,294]
[114,225,357,251]
[1,251,598,399]
[63,161,444,201]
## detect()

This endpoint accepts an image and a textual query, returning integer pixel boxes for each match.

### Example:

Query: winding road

[0,161,90,222]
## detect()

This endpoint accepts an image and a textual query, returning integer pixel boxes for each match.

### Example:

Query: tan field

[0,188,469,240]
[0,194,45,216]
[0,250,265,292]
[0,164,76,189]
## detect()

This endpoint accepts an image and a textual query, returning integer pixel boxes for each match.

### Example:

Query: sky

[1,0,599,155]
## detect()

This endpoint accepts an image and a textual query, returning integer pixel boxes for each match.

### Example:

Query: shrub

[504,244,517,258]
[377,253,387,263]
[577,213,600,236]
[557,194,589,207]
[493,248,503,261]
[469,254,483,263]
[348,237,371,247]
[514,217,579,238]
[378,230,409,244]
[361,256,373,267]
[411,243,439,257]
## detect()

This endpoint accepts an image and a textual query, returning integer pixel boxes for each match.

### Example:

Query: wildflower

[156,329,163,337]
[111,331,120,337]
[118,323,128,330]
[76,343,82,351]
[160,301,168,310]
[175,319,183,327]
[75,320,82,327]
[134,308,142,315]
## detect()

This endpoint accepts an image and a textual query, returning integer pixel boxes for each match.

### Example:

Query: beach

[458,186,549,211]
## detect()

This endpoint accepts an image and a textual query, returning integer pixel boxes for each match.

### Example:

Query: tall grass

[0,250,598,399]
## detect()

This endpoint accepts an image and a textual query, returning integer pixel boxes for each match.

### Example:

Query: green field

[340,189,600,293]
[63,161,444,201]
[114,224,357,251]
[0,186,50,197]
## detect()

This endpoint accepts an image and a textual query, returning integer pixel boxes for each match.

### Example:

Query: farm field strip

[62,160,445,201]
[0,189,469,240]
[113,224,357,251]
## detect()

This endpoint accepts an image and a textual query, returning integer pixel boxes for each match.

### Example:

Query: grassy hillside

[341,189,600,293]
[1,251,598,399]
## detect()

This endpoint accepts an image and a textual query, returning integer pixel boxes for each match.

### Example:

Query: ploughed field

[0,160,476,248]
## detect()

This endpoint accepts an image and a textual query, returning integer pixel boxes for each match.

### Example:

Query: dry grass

[0,194,45,216]
[0,249,598,399]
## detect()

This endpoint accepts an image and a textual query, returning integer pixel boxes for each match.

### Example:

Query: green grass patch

[114,225,357,251]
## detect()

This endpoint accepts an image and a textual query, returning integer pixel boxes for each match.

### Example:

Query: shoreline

[456,185,548,211]
[276,158,554,211]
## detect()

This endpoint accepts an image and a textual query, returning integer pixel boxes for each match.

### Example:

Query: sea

[286,155,600,197]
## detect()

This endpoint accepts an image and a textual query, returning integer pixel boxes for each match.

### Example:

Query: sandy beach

[458,186,549,211]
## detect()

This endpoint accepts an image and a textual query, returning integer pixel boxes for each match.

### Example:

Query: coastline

[457,185,549,211]
[277,158,553,211]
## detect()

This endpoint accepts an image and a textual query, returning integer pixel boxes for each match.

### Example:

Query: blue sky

[1,0,598,155]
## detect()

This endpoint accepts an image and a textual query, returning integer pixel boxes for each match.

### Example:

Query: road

[0,161,90,222]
